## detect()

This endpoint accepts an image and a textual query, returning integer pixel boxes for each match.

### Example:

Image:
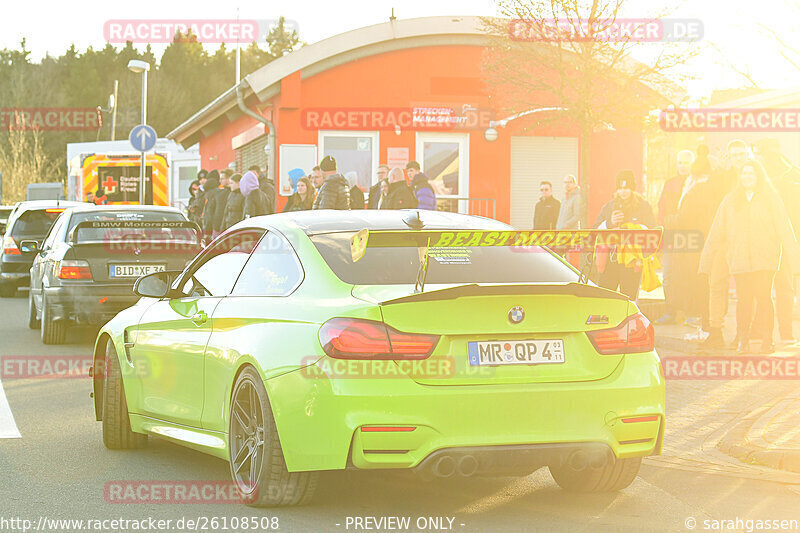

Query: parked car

[29,205,202,344]
[0,200,84,297]
[90,210,665,506]
[0,205,14,234]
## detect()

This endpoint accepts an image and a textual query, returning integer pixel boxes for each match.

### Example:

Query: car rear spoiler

[378,282,629,305]
[350,228,664,262]
[68,220,202,244]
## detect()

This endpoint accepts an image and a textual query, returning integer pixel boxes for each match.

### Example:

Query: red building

[168,16,678,225]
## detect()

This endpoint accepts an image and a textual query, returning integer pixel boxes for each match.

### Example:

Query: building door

[416,133,469,213]
[510,136,578,229]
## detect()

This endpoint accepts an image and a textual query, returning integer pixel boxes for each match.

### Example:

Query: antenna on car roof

[403,210,424,230]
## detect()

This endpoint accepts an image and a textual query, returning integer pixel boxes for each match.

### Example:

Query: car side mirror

[133,270,182,298]
[19,240,39,254]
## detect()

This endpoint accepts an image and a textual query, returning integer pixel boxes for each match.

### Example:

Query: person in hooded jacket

[241,171,270,218]
[187,180,202,225]
[407,166,437,210]
[283,177,315,212]
[313,156,351,210]
[222,174,245,229]
[200,170,221,239]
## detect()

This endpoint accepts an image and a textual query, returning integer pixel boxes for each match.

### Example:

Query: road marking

[0,376,21,438]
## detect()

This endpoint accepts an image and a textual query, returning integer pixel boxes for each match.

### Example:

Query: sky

[2,0,800,101]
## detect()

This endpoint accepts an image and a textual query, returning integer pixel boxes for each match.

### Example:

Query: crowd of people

[186,156,440,240]
[529,138,800,354]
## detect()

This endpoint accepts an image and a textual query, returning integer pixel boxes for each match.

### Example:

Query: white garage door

[510,136,579,229]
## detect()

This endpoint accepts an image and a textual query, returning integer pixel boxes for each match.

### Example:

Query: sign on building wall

[386,147,409,170]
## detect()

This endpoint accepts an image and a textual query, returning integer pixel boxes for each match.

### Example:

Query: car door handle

[190,311,207,326]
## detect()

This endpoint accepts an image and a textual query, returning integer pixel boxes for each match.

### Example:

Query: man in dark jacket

[533,181,560,229]
[251,164,276,215]
[313,156,351,210]
[594,170,656,300]
[209,169,232,237]
[368,165,389,209]
[345,172,365,209]
[384,168,418,210]
[222,174,245,229]
[200,170,221,240]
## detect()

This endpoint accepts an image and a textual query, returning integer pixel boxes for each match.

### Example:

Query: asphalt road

[1,293,799,533]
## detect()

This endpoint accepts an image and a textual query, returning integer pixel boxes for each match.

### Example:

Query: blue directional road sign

[129,124,157,152]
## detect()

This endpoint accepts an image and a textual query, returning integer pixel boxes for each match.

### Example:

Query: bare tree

[482,0,694,202]
[0,124,60,203]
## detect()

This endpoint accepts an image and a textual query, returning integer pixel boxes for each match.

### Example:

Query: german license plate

[468,339,565,366]
[109,264,166,278]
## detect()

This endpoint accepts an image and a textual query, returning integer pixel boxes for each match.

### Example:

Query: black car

[28,205,202,344]
[1,200,84,297]
[0,205,13,235]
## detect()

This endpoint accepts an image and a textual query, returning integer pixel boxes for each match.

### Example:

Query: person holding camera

[593,170,656,300]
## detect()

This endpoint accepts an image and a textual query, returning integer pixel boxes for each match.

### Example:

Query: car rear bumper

[265,351,665,473]
[44,284,140,324]
[0,257,32,286]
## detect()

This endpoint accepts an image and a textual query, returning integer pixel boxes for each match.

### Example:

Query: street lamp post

[127,60,150,205]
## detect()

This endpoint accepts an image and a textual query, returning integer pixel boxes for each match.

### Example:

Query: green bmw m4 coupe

[91,210,665,506]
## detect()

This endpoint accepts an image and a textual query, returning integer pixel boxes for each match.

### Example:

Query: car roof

[248,209,511,234]
[11,200,84,212]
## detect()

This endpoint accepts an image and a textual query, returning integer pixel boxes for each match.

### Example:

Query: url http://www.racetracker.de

[0,515,281,532]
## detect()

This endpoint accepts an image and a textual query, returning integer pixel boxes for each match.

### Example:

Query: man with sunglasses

[533,180,561,230]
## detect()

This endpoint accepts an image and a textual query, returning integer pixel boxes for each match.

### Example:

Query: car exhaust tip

[432,455,457,478]
[567,449,588,471]
[457,455,478,477]
[588,450,608,470]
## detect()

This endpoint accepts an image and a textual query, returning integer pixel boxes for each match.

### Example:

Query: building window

[318,131,379,191]
[235,135,268,173]
[415,132,470,213]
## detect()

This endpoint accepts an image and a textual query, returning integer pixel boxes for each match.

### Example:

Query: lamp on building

[484,127,499,142]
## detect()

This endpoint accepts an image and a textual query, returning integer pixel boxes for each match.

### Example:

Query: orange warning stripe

[81,154,169,205]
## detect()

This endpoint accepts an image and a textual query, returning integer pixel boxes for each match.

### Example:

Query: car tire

[228,366,318,507]
[102,341,147,450]
[28,290,40,329]
[0,284,15,298]
[549,455,641,493]
[40,294,66,345]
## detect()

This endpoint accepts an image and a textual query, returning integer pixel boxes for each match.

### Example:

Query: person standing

[200,170,220,239]
[209,169,232,238]
[251,164,276,215]
[533,181,560,230]
[755,138,800,343]
[701,139,750,349]
[655,149,694,325]
[594,170,656,300]
[376,179,390,209]
[313,156,351,210]
[222,174,245,229]
[368,165,389,208]
[345,172,365,209]
[700,161,800,354]
[186,180,202,225]
[310,166,324,202]
[406,161,437,210]
[240,171,270,218]
[283,177,315,212]
[384,168,418,210]
[556,174,586,229]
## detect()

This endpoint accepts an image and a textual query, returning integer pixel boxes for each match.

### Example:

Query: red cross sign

[102,176,118,194]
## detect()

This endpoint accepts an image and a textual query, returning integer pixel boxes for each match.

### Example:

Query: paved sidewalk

[651,296,800,475]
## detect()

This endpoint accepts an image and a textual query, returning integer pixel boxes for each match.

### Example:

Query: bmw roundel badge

[508,306,525,324]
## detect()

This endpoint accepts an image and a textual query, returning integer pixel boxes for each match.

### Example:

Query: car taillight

[2,236,20,255]
[58,260,93,280]
[586,313,654,355]
[319,318,439,360]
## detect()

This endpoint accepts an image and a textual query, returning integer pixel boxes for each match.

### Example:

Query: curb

[717,395,800,474]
